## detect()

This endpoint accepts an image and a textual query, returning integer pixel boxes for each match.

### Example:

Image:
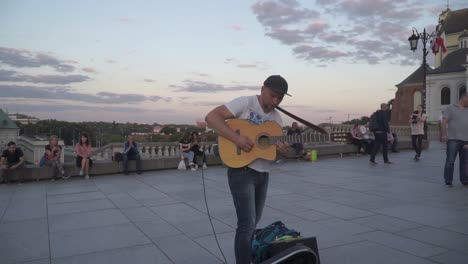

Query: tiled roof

[396,64,432,87]
[439,8,468,34]
[429,48,468,74]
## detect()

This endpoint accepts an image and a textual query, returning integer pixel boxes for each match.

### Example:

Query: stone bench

[2,155,222,182]
[2,140,429,182]
[303,139,428,158]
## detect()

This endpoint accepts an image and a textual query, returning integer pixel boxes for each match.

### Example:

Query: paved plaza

[1,141,468,264]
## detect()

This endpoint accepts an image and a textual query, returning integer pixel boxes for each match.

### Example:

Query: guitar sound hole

[258,135,270,147]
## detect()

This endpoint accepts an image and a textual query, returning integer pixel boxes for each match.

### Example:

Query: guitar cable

[200,150,228,264]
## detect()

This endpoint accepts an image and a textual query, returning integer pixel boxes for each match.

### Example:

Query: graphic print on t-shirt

[249,111,271,125]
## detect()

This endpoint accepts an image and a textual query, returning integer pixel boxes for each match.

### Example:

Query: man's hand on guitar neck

[234,135,254,152]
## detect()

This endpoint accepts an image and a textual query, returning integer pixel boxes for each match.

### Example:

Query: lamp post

[408,28,437,110]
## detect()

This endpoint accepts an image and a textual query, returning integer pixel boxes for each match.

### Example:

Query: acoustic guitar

[218,119,329,168]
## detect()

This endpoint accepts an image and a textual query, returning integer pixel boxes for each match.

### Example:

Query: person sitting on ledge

[179,132,196,171]
[123,134,142,175]
[1,141,25,184]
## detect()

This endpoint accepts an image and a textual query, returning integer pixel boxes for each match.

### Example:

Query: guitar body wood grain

[218,119,283,168]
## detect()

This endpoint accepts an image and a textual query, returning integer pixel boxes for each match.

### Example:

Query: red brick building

[390,64,430,126]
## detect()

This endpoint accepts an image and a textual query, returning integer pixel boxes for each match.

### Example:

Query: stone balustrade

[321,124,440,141]
[90,142,217,161]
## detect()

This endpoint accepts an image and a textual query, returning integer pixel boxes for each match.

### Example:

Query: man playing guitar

[205,75,292,264]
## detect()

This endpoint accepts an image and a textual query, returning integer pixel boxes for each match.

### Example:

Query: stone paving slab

[1,141,467,264]
[51,244,171,264]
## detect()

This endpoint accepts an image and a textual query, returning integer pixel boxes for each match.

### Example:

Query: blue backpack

[251,221,301,263]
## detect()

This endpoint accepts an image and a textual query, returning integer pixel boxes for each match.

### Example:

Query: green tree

[160,127,177,135]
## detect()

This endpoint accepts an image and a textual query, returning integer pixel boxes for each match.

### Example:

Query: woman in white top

[410,104,427,161]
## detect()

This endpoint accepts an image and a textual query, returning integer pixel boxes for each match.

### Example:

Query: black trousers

[412,135,423,156]
[370,132,389,162]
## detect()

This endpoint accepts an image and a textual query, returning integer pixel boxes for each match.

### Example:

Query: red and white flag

[431,32,447,54]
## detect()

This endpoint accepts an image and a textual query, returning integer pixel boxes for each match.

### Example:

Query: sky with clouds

[0,0,466,125]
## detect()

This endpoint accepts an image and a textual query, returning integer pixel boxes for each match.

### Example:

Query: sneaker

[136,171,142,175]
[190,166,197,171]
[195,164,199,170]
[188,162,194,166]
[202,163,208,169]
[85,175,90,180]
[384,161,393,165]
[369,160,377,165]
[446,183,453,187]
[79,170,83,176]
[50,178,55,182]
[61,170,70,179]
[275,159,282,164]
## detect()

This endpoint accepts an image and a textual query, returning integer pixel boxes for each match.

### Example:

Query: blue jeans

[228,167,269,264]
[182,151,194,164]
[123,154,141,174]
[444,140,468,184]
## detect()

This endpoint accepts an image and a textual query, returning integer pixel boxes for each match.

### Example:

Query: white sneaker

[85,175,90,180]
[190,166,197,171]
[195,164,199,169]
[79,170,83,176]
[202,163,208,169]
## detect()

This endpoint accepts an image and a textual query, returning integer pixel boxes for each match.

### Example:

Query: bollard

[310,150,318,162]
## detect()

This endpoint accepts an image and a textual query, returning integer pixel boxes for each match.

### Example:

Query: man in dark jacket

[123,135,142,175]
[369,103,393,165]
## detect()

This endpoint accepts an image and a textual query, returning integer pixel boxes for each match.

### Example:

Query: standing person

[441,93,468,187]
[190,131,208,169]
[410,104,427,161]
[287,122,305,157]
[123,135,142,175]
[1,141,25,184]
[205,75,292,264]
[179,132,196,171]
[369,103,393,165]
[45,135,69,181]
[76,132,93,179]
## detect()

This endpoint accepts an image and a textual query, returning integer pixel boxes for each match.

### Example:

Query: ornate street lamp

[408,28,436,110]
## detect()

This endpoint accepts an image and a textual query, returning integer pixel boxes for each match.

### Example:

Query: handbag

[177,160,186,170]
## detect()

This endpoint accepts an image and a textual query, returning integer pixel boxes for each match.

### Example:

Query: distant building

[153,125,163,133]
[0,109,20,149]
[7,114,40,125]
[391,7,468,125]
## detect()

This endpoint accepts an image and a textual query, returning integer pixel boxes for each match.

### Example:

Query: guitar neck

[270,134,329,145]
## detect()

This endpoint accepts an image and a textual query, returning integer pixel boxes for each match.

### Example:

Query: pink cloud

[237,64,257,68]
[229,25,244,31]
[82,67,97,73]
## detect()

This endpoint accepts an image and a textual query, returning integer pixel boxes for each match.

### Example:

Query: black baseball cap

[263,75,290,96]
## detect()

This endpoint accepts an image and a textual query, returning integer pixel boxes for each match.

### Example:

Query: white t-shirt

[224,95,283,172]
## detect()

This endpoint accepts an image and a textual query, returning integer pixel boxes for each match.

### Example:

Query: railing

[90,142,218,161]
[321,124,440,141]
